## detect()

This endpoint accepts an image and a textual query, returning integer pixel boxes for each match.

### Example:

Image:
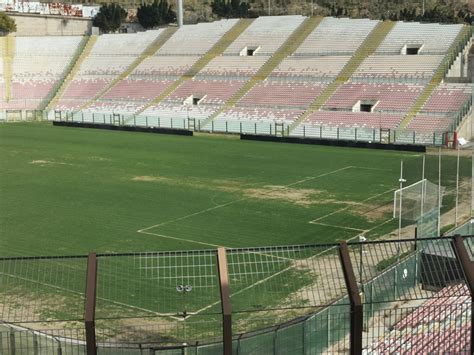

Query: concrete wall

[447,39,472,81]
[457,109,473,141]
[9,13,92,36]
[469,44,474,83]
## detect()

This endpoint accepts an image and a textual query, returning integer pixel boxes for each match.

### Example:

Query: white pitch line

[158,218,397,320]
[139,230,222,248]
[138,165,353,234]
[138,198,248,233]
[309,222,367,232]
[351,166,395,172]
[139,231,293,261]
[309,187,396,224]
[285,165,353,187]
[188,261,295,317]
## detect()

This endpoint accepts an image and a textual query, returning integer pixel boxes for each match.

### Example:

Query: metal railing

[0,235,472,354]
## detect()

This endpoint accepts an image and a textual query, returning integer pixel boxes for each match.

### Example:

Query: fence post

[33,333,39,355]
[338,242,363,355]
[9,331,15,355]
[217,247,232,355]
[85,252,98,355]
[451,235,474,353]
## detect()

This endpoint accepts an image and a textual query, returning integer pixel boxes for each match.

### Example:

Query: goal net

[393,179,444,237]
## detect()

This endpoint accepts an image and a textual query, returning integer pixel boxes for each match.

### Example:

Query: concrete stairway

[1,35,15,102]
[134,19,254,117]
[398,25,474,130]
[200,16,324,128]
[45,35,97,111]
[78,27,178,111]
[288,20,396,133]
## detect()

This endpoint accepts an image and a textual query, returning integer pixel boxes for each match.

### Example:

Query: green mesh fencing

[448,219,474,236]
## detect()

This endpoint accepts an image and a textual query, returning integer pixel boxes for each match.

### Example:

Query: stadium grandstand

[0,7,474,355]
[0,15,472,145]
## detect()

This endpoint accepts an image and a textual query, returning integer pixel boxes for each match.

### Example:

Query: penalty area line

[308,187,396,224]
[139,230,222,248]
[138,165,353,233]
[138,230,293,261]
[309,222,366,232]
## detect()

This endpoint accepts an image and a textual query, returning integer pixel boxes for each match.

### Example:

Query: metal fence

[0,109,457,147]
[0,235,472,354]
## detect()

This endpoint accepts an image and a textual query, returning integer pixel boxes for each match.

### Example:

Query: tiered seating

[300,111,403,129]
[132,56,199,76]
[376,22,463,54]
[2,16,469,140]
[198,56,269,77]
[103,79,172,101]
[57,78,111,110]
[215,107,302,123]
[6,36,82,109]
[224,16,305,55]
[368,284,471,354]
[55,31,161,110]
[352,55,444,81]
[141,103,218,122]
[421,83,472,113]
[406,114,454,133]
[166,79,246,105]
[86,101,146,114]
[239,80,326,108]
[294,17,379,55]
[272,56,350,80]
[157,19,238,55]
[91,31,160,56]
[87,20,242,115]
[324,83,423,111]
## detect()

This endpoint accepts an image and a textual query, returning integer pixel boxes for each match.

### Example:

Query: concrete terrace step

[45,35,97,111]
[1,35,15,102]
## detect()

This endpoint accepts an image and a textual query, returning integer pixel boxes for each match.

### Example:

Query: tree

[92,3,127,34]
[211,0,249,18]
[0,12,17,34]
[137,0,176,29]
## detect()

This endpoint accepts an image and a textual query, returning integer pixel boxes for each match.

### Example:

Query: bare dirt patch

[352,201,394,222]
[131,175,171,183]
[244,185,323,206]
[244,185,361,207]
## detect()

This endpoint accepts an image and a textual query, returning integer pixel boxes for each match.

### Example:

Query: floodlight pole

[177,0,183,27]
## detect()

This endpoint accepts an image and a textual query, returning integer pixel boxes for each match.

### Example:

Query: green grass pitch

[0,122,470,257]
